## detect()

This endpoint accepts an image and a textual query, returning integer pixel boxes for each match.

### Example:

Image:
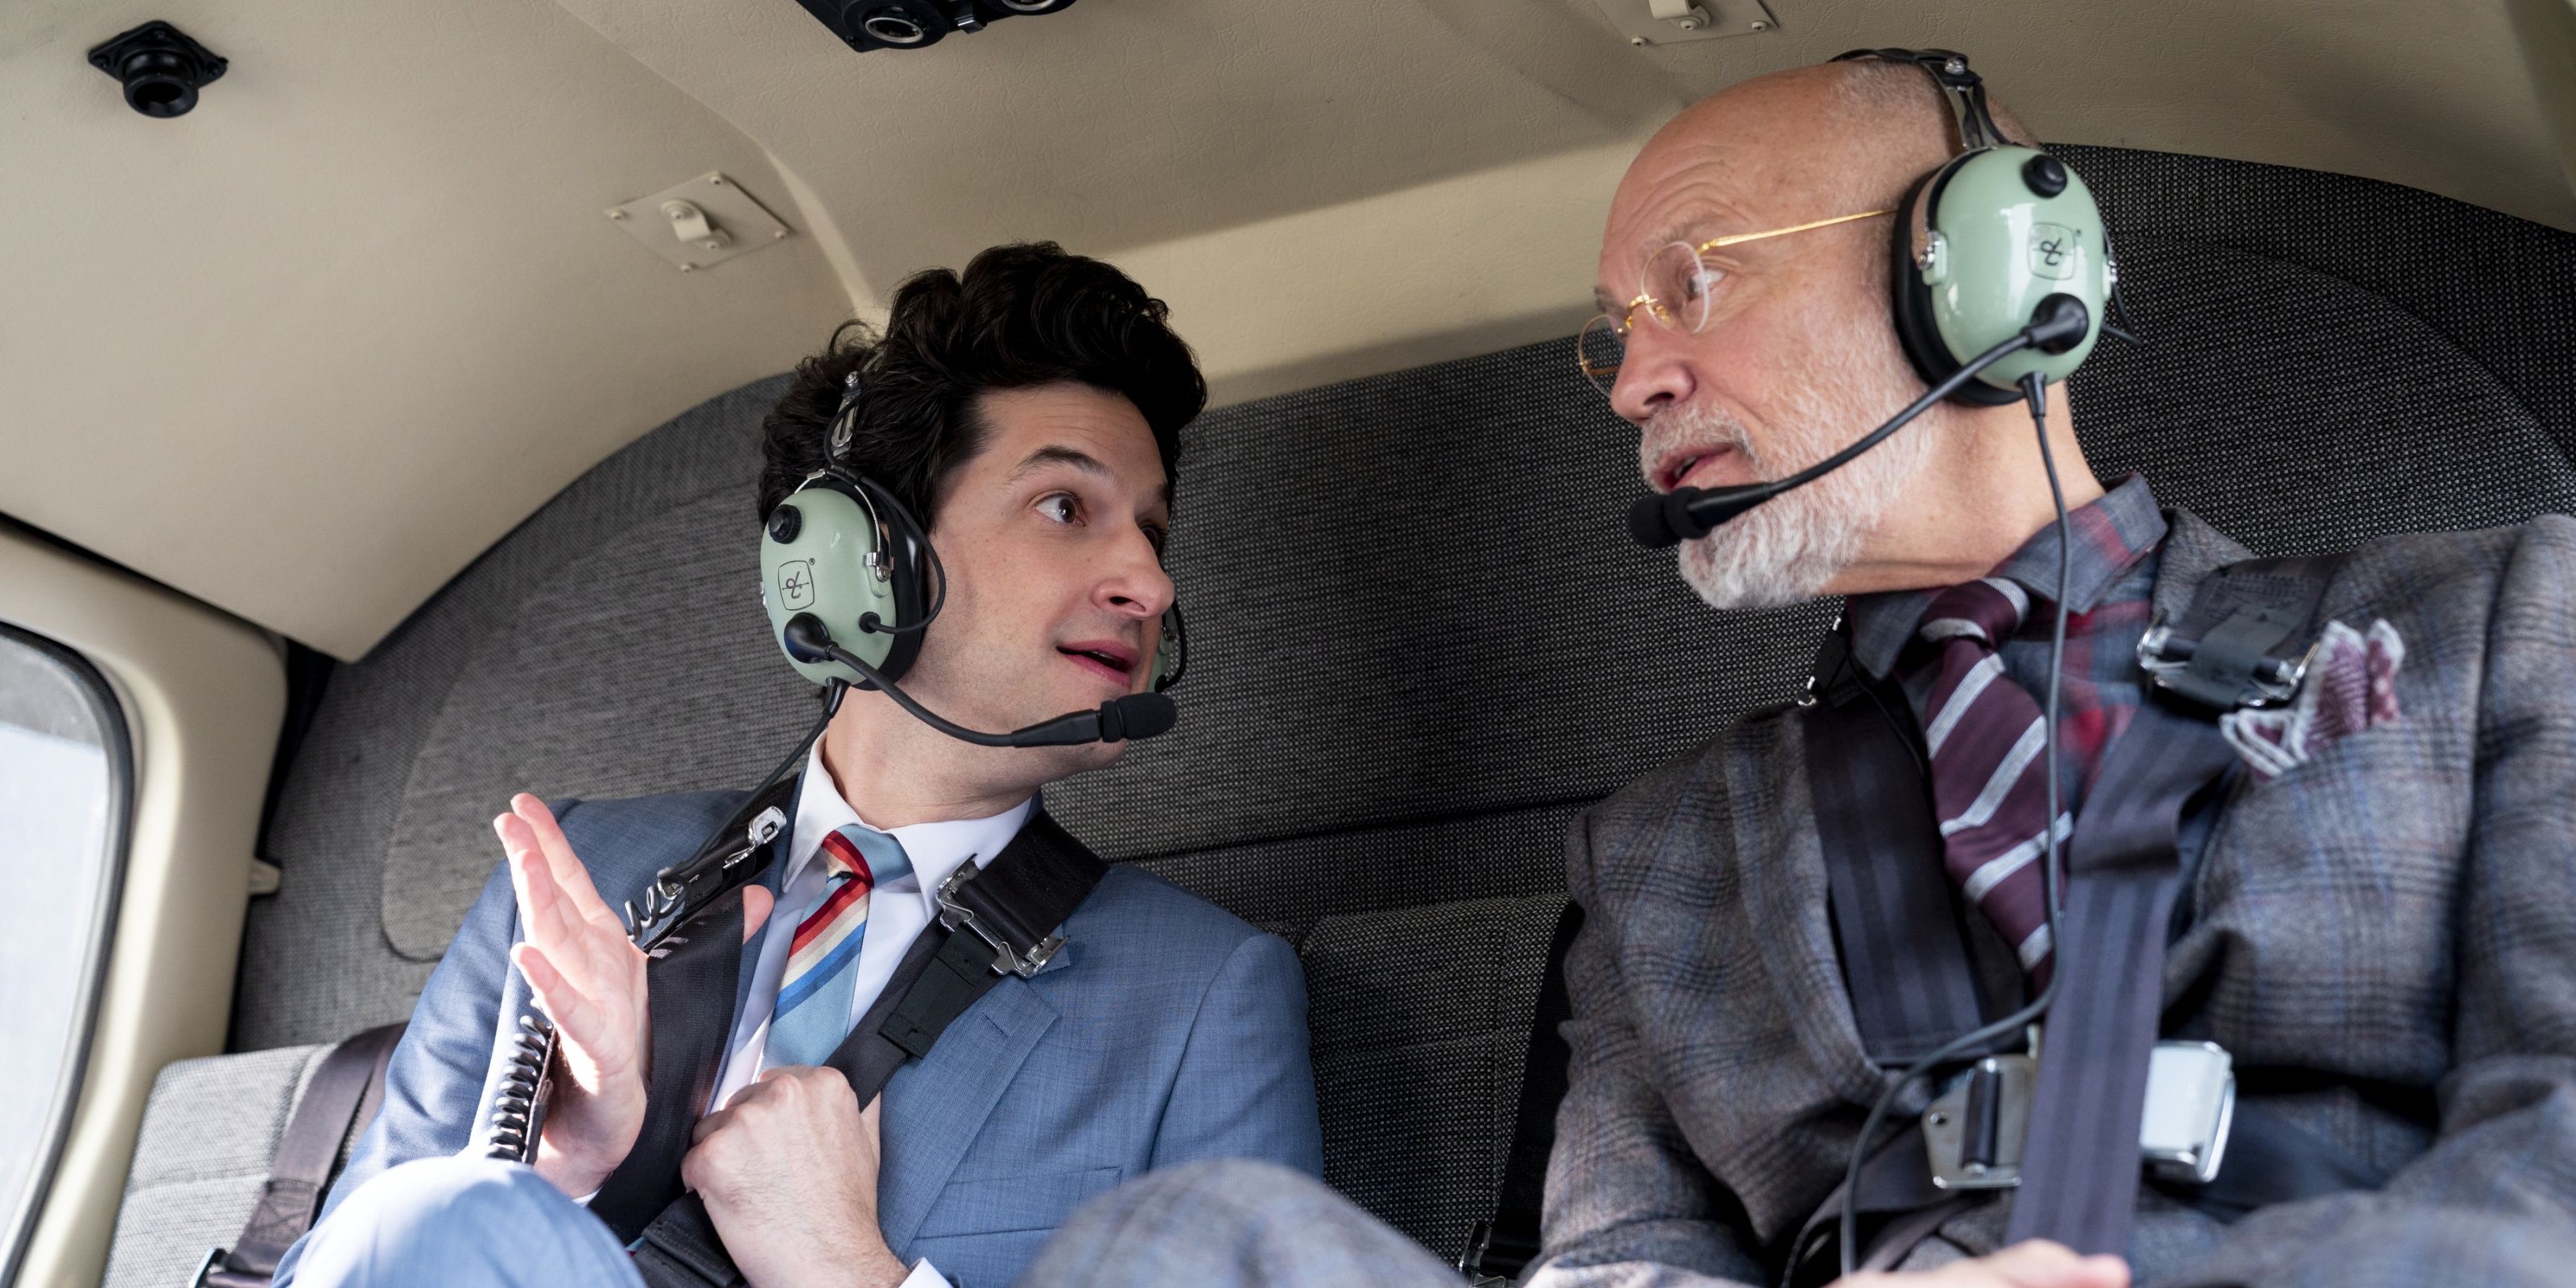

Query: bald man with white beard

[1012,50,2576,1288]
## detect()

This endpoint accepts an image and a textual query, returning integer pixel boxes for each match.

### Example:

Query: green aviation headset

[1839,47,2115,405]
[758,373,1185,695]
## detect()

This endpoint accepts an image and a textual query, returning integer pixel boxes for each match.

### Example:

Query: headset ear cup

[859,477,928,685]
[762,472,910,689]
[1887,162,2021,408]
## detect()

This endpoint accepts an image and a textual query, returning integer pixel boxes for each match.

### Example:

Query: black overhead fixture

[88,21,228,118]
[795,0,1078,53]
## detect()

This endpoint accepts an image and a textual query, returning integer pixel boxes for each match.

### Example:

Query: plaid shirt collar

[1846,473,2168,679]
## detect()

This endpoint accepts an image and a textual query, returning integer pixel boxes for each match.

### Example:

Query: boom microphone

[1627,295,2091,548]
[782,614,1178,748]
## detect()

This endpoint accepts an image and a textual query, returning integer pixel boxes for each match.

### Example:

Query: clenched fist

[683,1067,910,1288]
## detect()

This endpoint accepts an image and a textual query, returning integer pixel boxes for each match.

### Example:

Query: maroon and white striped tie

[1905,577,2073,986]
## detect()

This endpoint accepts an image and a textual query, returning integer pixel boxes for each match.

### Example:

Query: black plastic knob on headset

[2021,154,2069,198]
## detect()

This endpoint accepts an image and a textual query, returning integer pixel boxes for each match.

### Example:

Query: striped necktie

[766,824,912,1069]
[1904,576,2074,987]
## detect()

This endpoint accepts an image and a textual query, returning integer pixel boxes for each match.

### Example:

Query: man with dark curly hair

[270,244,1323,1288]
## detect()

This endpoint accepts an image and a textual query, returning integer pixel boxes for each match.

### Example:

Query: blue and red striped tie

[1905,577,2073,987]
[766,825,911,1069]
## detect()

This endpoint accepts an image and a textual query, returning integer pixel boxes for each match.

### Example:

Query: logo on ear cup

[2029,224,2079,280]
[776,559,819,611]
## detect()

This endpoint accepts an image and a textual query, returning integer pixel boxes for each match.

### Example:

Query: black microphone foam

[1628,491,1693,548]
[1103,692,1178,742]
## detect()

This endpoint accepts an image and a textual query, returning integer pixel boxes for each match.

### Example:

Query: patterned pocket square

[2219,619,2404,781]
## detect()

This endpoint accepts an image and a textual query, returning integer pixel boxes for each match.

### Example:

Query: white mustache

[1637,404,1767,485]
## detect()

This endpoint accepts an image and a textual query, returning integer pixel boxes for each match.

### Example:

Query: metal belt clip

[2138,613,2312,709]
[1923,1038,2237,1190]
[936,862,1064,979]
[739,806,786,857]
[1923,1052,2036,1190]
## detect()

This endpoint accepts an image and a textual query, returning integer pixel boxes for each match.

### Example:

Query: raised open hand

[496,794,772,1196]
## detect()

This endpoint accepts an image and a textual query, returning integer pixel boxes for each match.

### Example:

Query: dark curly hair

[757,242,1206,526]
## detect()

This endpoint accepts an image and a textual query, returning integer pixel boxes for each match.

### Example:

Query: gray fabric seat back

[207,146,2574,1267]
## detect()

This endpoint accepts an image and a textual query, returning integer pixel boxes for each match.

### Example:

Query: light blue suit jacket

[279,789,1323,1288]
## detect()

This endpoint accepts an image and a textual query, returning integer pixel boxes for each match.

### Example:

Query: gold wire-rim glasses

[1577,207,1895,394]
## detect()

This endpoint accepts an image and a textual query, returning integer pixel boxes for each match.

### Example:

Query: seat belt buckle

[1454,1218,1513,1286]
[1922,1039,2237,1190]
[2139,1040,2236,1184]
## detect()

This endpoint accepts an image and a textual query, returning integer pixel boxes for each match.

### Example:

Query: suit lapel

[1728,716,1891,1107]
[875,959,1065,1250]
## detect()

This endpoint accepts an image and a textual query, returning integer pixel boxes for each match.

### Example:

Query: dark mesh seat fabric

[202,147,2576,1266]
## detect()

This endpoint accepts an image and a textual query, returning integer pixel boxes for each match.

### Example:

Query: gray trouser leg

[1020,1158,1463,1288]
[291,1157,645,1288]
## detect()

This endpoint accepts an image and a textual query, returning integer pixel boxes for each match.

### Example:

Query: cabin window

[0,625,131,1271]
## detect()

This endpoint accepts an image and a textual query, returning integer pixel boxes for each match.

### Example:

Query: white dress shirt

[699,739,1033,1288]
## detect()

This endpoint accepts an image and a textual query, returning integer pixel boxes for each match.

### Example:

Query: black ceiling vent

[798,0,1077,53]
[88,21,228,118]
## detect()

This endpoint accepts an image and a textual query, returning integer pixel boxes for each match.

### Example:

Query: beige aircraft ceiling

[8,0,2575,659]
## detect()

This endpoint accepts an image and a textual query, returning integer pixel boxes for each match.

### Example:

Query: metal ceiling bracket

[605,172,791,273]
[662,200,732,252]
[1593,0,1777,46]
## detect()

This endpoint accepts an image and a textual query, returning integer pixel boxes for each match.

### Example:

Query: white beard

[1640,321,1934,610]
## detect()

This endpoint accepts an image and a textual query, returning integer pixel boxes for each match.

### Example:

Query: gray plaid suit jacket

[1529,510,2576,1287]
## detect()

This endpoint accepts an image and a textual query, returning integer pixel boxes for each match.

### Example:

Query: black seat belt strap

[2004,701,2234,1254]
[1802,650,1996,1065]
[587,886,753,1241]
[1457,898,1583,1282]
[628,813,1108,1288]
[197,1022,407,1288]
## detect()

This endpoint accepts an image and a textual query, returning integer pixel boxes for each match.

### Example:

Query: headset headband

[828,370,862,462]
[1831,48,2006,154]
